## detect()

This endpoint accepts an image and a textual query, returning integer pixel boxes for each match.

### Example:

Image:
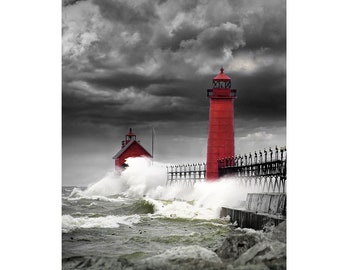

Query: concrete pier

[220,193,286,230]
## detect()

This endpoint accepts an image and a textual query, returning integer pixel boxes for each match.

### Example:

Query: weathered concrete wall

[245,193,286,216]
[220,207,285,230]
[220,193,286,230]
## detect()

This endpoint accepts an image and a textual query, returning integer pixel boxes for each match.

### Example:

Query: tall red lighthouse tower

[206,68,237,180]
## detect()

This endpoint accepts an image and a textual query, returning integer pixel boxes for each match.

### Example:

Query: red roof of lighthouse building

[213,67,231,81]
[113,129,152,168]
[112,140,151,160]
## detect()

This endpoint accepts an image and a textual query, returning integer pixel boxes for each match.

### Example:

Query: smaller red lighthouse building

[113,128,152,169]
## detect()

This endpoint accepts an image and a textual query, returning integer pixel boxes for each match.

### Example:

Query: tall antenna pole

[151,126,155,164]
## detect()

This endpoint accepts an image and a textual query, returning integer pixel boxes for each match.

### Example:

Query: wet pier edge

[213,192,286,269]
[220,193,286,230]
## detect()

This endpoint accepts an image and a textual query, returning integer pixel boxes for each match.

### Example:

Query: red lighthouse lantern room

[206,68,237,180]
[113,128,152,170]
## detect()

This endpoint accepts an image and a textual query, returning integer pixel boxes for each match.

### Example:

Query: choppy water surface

[62,158,286,269]
[63,189,230,267]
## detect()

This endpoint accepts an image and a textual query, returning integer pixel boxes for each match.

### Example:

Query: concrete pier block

[246,193,286,216]
[220,193,286,230]
[220,207,285,230]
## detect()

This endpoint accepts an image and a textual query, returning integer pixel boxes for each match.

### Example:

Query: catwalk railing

[218,146,287,193]
[166,146,286,191]
[166,163,206,185]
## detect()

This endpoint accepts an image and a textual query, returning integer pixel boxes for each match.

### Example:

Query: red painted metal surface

[206,68,236,180]
[213,67,231,80]
[115,141,151,167]
[113,129,152,169]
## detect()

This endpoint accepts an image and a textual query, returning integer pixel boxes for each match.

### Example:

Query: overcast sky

[62,0,286,186]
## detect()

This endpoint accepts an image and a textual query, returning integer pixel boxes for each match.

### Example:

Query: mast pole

[151,126,154,164]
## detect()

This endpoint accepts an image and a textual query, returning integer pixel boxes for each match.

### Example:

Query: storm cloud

[62,0,286,185]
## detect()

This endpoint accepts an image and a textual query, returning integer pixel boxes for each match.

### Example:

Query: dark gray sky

[62,0,286,186]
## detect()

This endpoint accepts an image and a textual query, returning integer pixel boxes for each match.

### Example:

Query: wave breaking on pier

[67,157,248,219]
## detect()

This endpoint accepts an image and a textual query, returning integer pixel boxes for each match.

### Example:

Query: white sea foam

[74,157,249,219]
[66,158,166,200]
[82,172,127,197]
[62,214,141,233]
[146,179,248,218]
[142,245,222,264]
[146,199,218,220]
[67,193,127,203]
[120,157,167,197]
